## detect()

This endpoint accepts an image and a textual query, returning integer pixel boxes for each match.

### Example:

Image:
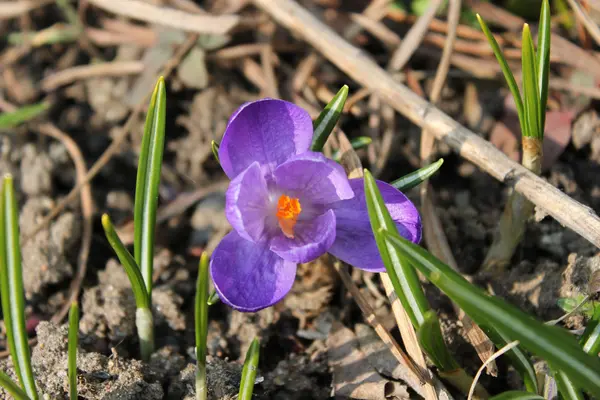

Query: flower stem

[482,137,542,272]
[136,307,155,361]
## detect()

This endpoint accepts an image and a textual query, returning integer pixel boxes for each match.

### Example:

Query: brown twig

[86,0,239,35]
[252,0,600,251]
[336,128,440,399]
[0,0,53,20]
[34,123,93,324]
[41,61,145,92]
[388,0,444,72]
[23,34,200,245]
[333,261,433,396]
[566,0,600,47]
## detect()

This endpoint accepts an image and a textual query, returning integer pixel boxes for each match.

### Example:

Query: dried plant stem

[482,137,543,272]
[136,307,155,361]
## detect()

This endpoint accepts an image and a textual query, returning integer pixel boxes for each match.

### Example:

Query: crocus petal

[329,178,421,272]
[218,99,313,179]
[270,209,336,263]
[211,231,297,312]
[273,152,354,205]
[225,162,270,242]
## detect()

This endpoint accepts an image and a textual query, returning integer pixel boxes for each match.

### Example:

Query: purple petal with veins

[211,99,422,312]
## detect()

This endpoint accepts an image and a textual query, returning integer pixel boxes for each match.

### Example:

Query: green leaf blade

[416,311,458,371]
[101,214,149,309]
[477,15,527,137]
[522,24,542,138]
[536,0,551,132]
[134,77,167,297]
[489,391,545,400]
[68,302,79,400]
[211,140,220,164]
[238,338,260,400]
[195,252,209,400]
[0,103,48,130]
[391,158,444,191]
[382,231,600,396]
[311,85,349,151]
[0,175,38,399]
[364,170,429,328]
[0,370,30,400]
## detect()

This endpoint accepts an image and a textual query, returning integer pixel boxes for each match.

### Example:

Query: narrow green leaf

[101,214,149,309]
[0,103,48,130]
[489,391,544,400]
[238,338,260,400]
[207,290,220,306]
[479,324,538,393]
[477,14,527,137]
[580,306,600,355]
[391,158,444,191]
[0,371,30,400]
[195,253,209,400]
[0,175,38,399]
[536,0,551,132]
[364,170,429,328]
[416,311,458,371]
[311,85,349,151]
[521,24,541,138]
[134,76,167,298]
[68,302,79,400]
[381,231,600,395]
[211,140,220,164]
[331,136,372,161]
[553,369,585,400]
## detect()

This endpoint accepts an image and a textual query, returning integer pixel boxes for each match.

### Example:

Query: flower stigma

[276,194,302,239]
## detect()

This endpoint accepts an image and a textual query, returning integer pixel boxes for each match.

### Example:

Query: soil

[2,0,600,399]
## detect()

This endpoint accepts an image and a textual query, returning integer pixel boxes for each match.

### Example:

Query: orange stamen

[276,194,302,238]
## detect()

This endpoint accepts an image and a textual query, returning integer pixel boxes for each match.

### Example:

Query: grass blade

[0,103,48,130]
[134,77,167,297]
[364,170,466,380]
[0,371,30,400]
[101,214,149,309]
[536,0,551,132]
[211,140,220,164]
[195,253,209,400]
[391,158,444,191]
[207,290,220,306]
[331,136,372,161]
[477,15,527,137]
[416,311,458,371]
[238,338,260,400]
[311,85,349,151]
[489,392,544,400]
[68,302,79,400]
[0,175,38,399]
[554,369,585,400]
[381,230,600,395]
[364,170,429,328]
[521,25,541,138]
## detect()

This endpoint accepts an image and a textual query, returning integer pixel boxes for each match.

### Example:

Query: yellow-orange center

[276,194,302,239]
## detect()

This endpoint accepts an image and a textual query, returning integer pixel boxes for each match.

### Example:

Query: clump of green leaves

[365,169,600,397]
[102,76,166,361]
[0,176,80,399]
[478,0,551,271]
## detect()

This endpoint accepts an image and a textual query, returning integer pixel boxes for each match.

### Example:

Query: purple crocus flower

[211,99,421,312]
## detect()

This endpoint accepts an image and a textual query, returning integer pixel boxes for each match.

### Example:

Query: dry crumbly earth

[2,0,600,399]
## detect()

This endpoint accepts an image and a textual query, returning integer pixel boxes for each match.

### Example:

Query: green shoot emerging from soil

[101,76,166,361]
[477,0,551,272]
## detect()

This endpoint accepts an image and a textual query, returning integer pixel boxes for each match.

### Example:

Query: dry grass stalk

[86,0,239,35]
